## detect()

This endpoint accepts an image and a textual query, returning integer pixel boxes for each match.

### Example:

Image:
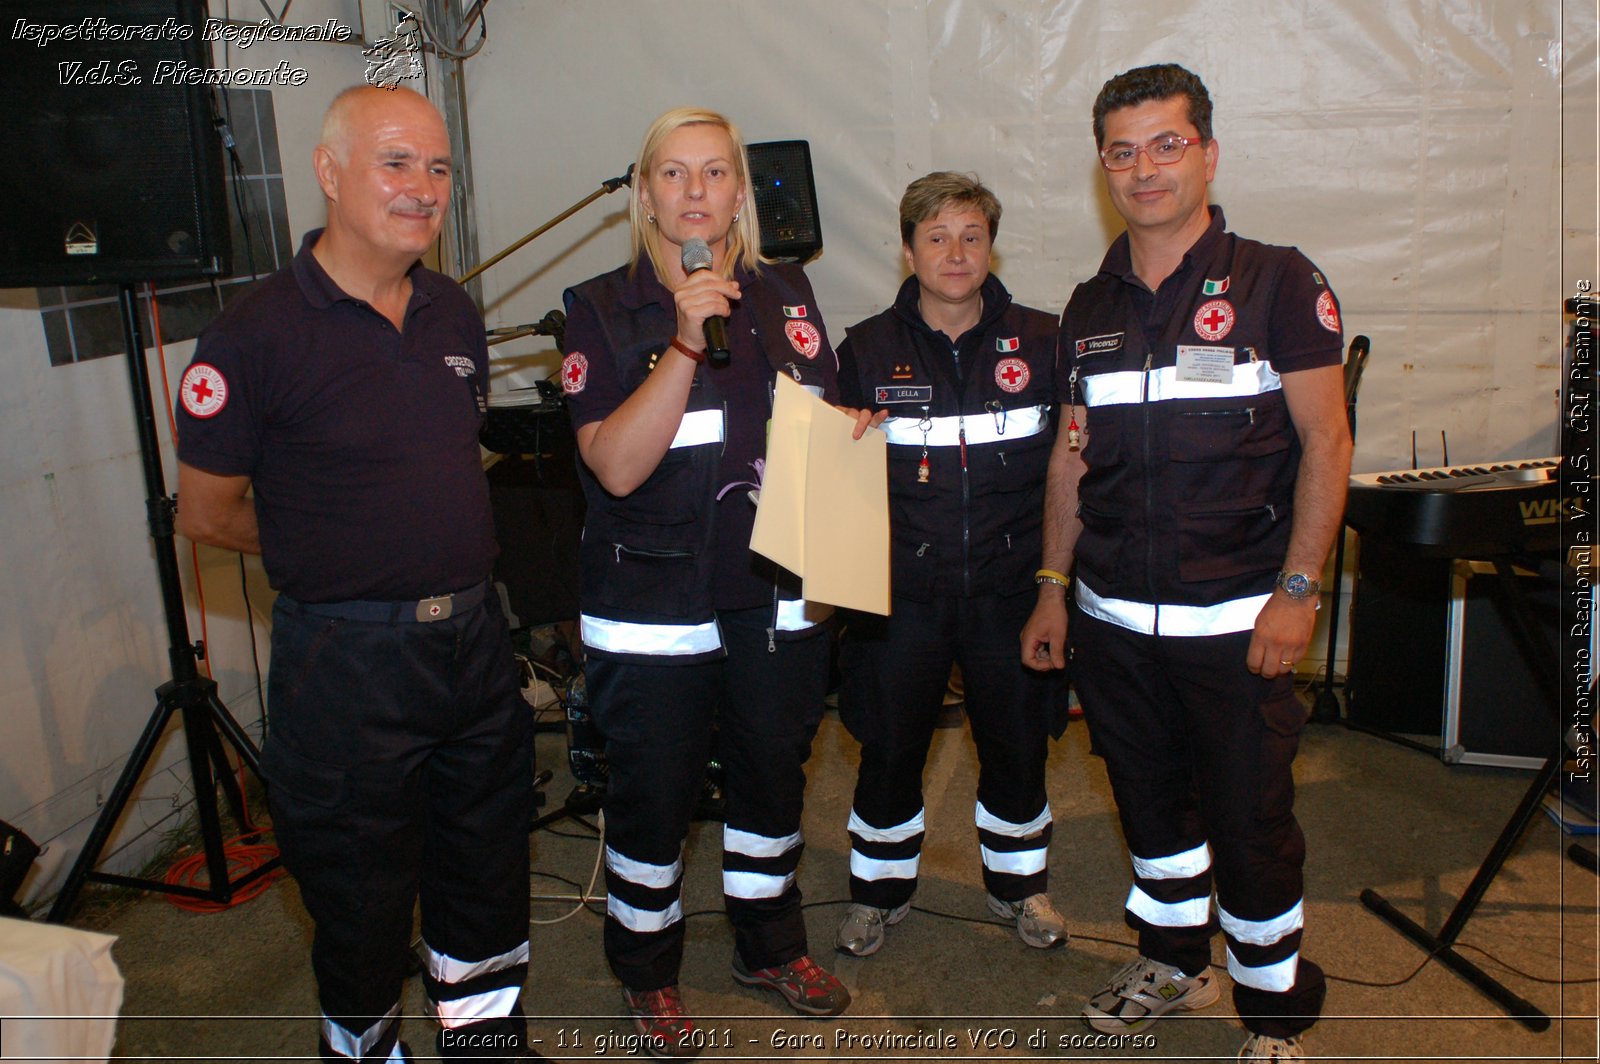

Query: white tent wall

[0,0,1593,910]
[470,0,1595,471]
[466,0,1596,674]
[0,3,368,909]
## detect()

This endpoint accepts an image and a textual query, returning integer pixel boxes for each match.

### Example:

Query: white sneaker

[1083,955,1220,1034]
[1238,1033,1305,1060]
[986,893,1068,948]
[834,901,909,957]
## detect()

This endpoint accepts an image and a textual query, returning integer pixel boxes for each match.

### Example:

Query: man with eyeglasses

[1021,64,1351,1061]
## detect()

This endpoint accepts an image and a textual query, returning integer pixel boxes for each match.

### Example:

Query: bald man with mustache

[176,86,539,1063]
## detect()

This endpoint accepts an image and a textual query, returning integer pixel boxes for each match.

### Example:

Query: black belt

[286,579,491,624]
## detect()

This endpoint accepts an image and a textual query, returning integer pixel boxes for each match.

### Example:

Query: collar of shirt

[1098,205,1229,290]
[290,228,438,316]
[889,272,1015,346]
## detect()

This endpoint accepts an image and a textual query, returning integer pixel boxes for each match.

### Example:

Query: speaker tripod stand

[47,285,279,923]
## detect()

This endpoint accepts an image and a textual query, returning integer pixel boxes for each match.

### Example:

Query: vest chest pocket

[1174,496,1286,584]
[972,431,1052,495]
[1168,399,1291,462]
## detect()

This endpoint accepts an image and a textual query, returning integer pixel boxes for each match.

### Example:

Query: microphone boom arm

[458,164,635,287]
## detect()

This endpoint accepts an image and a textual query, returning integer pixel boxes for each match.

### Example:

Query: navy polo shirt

[176,230,497,603]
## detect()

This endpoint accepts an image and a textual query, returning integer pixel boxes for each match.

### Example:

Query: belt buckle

[416,594,453,622]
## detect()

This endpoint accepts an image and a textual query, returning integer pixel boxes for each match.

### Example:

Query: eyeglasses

[1099,135,1205,172]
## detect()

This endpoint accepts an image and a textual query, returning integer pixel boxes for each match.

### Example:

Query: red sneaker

[731,953,852,1016]
[621,985,701,1058]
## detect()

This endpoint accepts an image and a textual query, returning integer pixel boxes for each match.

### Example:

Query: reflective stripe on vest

[775,597,833,632]
[581,613,721,656]
[1076,580,1268,637]
[669,407,725,449]
[881,404,1048,447]
[1080,361,1282,407]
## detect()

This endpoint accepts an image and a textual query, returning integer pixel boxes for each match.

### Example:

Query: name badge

[1075,332,1124,356]
[874,385,933,404]
[1175,345,1236,384]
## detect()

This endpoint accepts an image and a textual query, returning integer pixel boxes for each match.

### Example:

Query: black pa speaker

[1347,540,1561,767]
[0,0,231,287]
[748,140,823,263]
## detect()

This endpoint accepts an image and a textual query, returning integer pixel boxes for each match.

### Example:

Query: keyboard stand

[1358,557,1561,1032]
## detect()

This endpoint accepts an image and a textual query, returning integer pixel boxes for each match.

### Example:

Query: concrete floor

[72,693,1600,1062]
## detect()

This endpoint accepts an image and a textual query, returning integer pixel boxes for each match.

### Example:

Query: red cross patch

[1193,299,1235,342]
[784,320,821,360]
[1316,290,1341,333]
[179,363,228,419]
[995,357,1030,393]
[560,352,589,395]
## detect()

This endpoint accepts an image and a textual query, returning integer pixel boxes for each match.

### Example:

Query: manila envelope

[750,375,890,614]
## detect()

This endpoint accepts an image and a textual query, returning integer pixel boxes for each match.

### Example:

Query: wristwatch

[1275,570,1321,600]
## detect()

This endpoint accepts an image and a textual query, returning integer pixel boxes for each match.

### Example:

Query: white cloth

[0,916,123,1063]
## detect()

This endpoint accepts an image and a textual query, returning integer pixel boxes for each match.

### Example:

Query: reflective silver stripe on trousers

[1079,361,1283,407]
[322,1005,400,1060]
[775,597,833,631]
[423,939,530,985]
[847,808,924,882]
[880,404,1048,447]
[724,826,802,859]
[723,869,798,899]
[975,800,1052,837]
[849,851,919,881]
[1130,841,1212,880]
[1226,949,1300,992]
[670,407,725,448]
[434,985,524,1029]
[581,614,722,656]
[847,807,924,843]
[1125,884,1211,928]
[606,845,683,889]
[979,843,1048,876]
[1219,899,1303,945]
[1076,580,1269,638]
[606,894,685,933]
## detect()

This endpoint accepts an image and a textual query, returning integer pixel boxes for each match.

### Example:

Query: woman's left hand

[836,406,890,440]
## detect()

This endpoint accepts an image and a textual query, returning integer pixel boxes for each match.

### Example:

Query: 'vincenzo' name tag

[1175,345,1236,384]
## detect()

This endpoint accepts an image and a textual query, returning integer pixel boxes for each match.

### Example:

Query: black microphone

[680,237,731,366]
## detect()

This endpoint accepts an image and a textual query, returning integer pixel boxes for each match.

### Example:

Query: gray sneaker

[834,902,909,957]
[987,892,1068,949]
[1238,1034,1305,1061]
[1083,955,1220,1034]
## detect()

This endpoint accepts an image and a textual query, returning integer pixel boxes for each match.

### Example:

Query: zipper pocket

[613,543,694,561]
[1177,406,1256,424]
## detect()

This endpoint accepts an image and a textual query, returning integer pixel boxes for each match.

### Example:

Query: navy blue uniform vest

[841,275,1057,600]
